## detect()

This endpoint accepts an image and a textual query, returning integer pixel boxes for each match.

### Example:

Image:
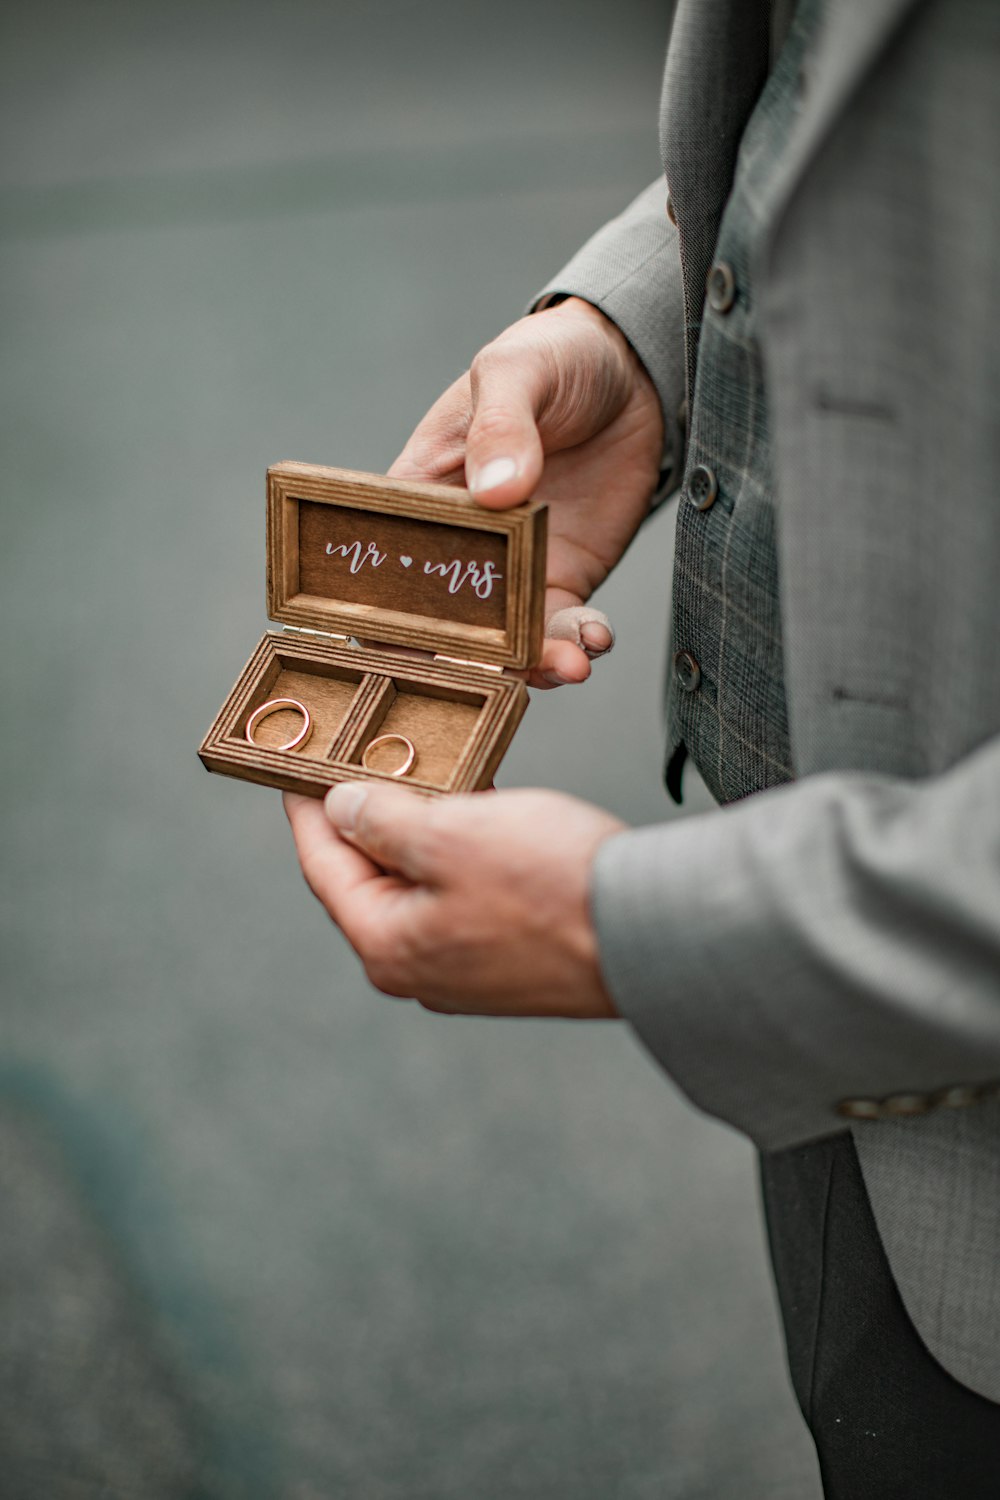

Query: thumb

[464,345,548,509]
[325,781,445,884]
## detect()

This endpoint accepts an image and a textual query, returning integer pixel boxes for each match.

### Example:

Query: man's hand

[284,784,625,1018]
[389,298,664,690]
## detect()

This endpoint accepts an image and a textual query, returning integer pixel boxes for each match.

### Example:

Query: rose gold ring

[245,697,313,752]
[361,733,416,778]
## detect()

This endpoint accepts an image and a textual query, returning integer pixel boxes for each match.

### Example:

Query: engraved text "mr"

[325,540,386,573]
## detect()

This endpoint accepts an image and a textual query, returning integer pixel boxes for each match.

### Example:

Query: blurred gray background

[0,2,821,1496]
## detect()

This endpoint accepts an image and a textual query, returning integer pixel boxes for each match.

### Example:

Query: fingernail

[581,622,613,653]
[543,669,570,687]
[325,782,368,832]
[469,457,517,494]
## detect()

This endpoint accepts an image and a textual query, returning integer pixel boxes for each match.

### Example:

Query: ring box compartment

[199,462,546,796]
[239,654,369,759]
[345,675,492,786]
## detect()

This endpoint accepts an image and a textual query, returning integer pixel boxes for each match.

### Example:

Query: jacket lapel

[662,0,921,392]
[761,0,920,238]
[661,0,771,392]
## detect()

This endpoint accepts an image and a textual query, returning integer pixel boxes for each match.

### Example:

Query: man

[285,0,1000,1492]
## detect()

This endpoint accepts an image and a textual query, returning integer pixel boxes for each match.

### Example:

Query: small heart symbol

[399,555,413,568]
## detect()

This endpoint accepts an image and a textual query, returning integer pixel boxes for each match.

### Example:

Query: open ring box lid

[199,462,547,797]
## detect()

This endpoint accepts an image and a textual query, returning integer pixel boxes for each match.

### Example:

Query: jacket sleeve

[531,177,687,495]
[592,732,1000,1150]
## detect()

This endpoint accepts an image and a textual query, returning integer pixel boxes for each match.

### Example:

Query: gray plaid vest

[665,2,819,804]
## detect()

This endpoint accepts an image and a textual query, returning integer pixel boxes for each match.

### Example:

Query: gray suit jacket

[540,0,1000,1400]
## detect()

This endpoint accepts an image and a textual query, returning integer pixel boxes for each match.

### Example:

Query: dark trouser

[759,1132,1000,1499]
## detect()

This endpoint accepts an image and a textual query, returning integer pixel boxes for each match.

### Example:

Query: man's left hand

[284,785,625,1019]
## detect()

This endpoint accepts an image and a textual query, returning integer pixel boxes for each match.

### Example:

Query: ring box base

[199,629,529,797]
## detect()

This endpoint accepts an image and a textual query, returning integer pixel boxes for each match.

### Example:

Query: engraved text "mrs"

[423,559,502,600]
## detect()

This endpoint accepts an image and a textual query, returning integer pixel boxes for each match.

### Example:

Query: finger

[546,604,615,659]
[324,782,447,885]
[524,596,615,689]
[528,637,593,690]
[464,345,548,508]
[284,792,383,921]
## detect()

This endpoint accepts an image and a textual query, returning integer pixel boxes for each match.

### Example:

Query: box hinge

[282,624,352,642]
[433,654,504,673]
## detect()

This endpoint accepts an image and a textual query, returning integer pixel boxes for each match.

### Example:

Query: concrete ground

[0,2,821,1496]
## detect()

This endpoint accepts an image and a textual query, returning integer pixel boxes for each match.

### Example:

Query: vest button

[673,650,701,692]
[707,260,737,313]
[666,193,678,227]
[686,463,718,511]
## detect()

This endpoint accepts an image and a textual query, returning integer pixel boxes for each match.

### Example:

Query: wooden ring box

[199,462,547,797]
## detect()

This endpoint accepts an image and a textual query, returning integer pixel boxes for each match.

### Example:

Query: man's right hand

[388,297,665,690]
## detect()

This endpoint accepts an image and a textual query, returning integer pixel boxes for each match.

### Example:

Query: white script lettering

[422,559,502,600]
[325,539,387,574]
